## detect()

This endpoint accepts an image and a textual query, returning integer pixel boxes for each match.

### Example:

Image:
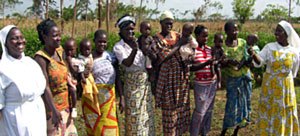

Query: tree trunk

[138,0,143,30]
[98,0,102,29]
[45,0,49,19]
[72,0,78,38]
[60,0,64,34]
[85,2,88,37]
[106,0,109,34]
[288,0,291,22]
[2,2,5,26]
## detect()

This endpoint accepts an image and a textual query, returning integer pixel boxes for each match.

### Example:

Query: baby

[64,38,79,118]
[179,22,198,62]
[236,33,260,70]
[138,21,154,69]
[211,33,226,89]
[78,38,94,83]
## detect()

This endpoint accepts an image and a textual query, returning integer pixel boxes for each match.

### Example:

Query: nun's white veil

[278,20,300,52]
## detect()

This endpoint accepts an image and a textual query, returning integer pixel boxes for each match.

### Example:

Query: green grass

[74,86,300,136]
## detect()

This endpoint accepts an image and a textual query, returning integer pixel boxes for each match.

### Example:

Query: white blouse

[253,42,299,78]
[113,39,146,72]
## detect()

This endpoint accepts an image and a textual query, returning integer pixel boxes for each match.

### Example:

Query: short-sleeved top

[113,39,146,72]
[244,44,260,60]
[78,54,93,75]
[35,46,69,111]
[223,38,250,77]
[194,45,215,85]
[92,51,117,85]
[253,42,299,78]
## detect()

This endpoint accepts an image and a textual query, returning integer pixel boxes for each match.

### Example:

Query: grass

[74,86,300,136]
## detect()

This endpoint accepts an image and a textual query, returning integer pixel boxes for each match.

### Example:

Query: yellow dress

[255,42,299,135]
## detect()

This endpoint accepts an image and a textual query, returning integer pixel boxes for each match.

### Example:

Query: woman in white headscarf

[0,25,46,136]
[249,20,300,135]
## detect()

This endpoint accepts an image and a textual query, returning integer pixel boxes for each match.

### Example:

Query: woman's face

[5,28,26,59]
[120,23,135,41]
[94,34,108,54]
[275,25,288,44]
[226,24,238,40]
[43,26,61,48]
[196,28,208,46]
[160,18,174,34]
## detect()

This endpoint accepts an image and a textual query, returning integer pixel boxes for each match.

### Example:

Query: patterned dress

[190,45,217,136]
[254,42,299,135]
[35,46,77,136]
[113,40,155,136]
[90,51,119,136]
[155,31,190,136]
[222,38,253,129]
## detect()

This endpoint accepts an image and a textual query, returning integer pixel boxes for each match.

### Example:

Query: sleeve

[109,51,117,65]
[157,45,172,64]
[113,43,126,65]
[253,44,270,68]
[0,74,8,110]
[292,51,299,78]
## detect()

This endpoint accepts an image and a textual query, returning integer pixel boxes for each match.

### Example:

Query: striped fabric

[194,45,215,85]
[154,31,190,136]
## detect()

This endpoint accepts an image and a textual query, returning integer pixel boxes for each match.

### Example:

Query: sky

[9,0,300,19]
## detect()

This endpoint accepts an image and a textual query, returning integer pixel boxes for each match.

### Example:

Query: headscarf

[160,10,174,21]
[115,15,135,29]
[278,20,300,52]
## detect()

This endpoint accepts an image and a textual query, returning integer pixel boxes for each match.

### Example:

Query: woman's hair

[224,21,235,32]
[36,18,57,45]
[94,29,107,40]
[194,25,207,35]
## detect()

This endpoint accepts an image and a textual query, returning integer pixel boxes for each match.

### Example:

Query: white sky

[10,0,300,19]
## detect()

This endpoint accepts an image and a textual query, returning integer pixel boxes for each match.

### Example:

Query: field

[73,86,300,136]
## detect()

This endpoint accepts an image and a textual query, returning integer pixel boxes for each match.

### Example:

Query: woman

[221,21,253,136]
[154,11,190,135]
[190,25,217,136]
[250,20,300,135]
[34,19,77,136]
[84,29,124,136]
[113,15,155,136]
[0,26,46,136]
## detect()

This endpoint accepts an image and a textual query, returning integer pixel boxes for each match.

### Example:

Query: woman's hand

[247,46,255,56]
[178,36,190,46]
[128,38,138,50]
[52,109,62,128]
[229,59,240,66]
[119,95,125,114]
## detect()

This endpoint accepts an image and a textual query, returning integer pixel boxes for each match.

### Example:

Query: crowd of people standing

[0,10,300,136]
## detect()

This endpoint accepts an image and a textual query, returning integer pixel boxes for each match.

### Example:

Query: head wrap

[0,25,24,63]
[115,15,135,29]
[160,11,174,21]
[278,20,300,52]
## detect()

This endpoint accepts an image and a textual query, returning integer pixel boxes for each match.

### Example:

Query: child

[138,21,154,69]
[211,33,226,89]
[179,23,198,74]
[236,33,260,70]
[64,38,79,118]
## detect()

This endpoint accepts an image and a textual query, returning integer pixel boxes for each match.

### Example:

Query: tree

[0,0,22,25]
[192,0,210,22]
[60,0,64,34]
[260,4,289,23]
[72,0,78,37]
[208,1,223,21]
[98,0,102,29]
[287,0,300,22]
[232,0,255,24]
[106,0,109,34]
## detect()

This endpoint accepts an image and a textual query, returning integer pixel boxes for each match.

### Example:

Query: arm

[248,46,262,66]
[34,55,62,128]
[121,39,139,67]
[190,59,213,71]
[114,62,125,113]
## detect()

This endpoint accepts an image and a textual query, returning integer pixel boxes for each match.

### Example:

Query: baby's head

[214,33,224,48]
[80,38,92,57]
[64,38,77,57]
[182,23,194,38]
[140,21,151,37]
[246,34,258,46]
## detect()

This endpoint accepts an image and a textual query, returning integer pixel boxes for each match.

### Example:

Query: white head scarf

[278,20,300,52]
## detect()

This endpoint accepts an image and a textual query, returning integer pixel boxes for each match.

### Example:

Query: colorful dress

[222,38,253,129]
[190,45,217,136]
[85,51,118,136]
[113,40,155,136]
[155,31,190,135]
[35,46,77,136]
[254,42,299,135]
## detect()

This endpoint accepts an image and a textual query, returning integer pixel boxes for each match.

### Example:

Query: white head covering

[278,20,300,52]
[160,11,174,21]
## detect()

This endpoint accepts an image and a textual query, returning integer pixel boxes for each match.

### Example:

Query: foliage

[259,4,289,23]
[192,0,210,21]
[232,0,255,24]
[0,0,22,18]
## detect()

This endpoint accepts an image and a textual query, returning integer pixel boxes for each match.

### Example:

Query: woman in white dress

[0,25,47,136]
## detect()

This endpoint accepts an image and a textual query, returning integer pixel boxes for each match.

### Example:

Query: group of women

[0,10,299,136]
